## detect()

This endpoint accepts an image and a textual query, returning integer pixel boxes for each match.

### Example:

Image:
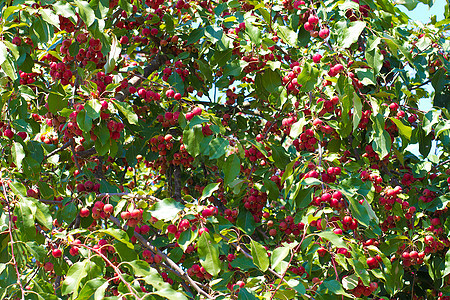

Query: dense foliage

[1,0,450,299]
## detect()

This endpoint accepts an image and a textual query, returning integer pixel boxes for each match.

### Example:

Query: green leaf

[250,240,269,271]
[200,183,221,201]
[183,125,204,157]
[29,198,53,229]
[112,99,138,125]
[16,202,35,241]
[1,56,17,81]
[104,35,121,74]
[94,281,109,300]
[0,41,8,65]
[187,28,205,44]
[297,62,320,92]
[75,0,96,27]
[315,230,347,248]
[371,113,391,159]
[442,249,450,278]
[53,1,76,19]
[390,117,412,141]
[205,25,223,43]
[261,69,281,94]
[198,232,221,276]
[61,202,78,223]
[209,138,229,159]
[76,110,93,133]
[366,47,383,74]
[77,278,107,300]
[339,21,366,48]
[97,228,134,249]
[12,142,25,169]
[223,154,240,186]
[271,145,290,170]
[342,274,359,290]
[237,288,258,300]
[271,246,290,269]
[245,18,261,46]
[236,209,256,234]
[62,260,88,297]
[276,25,298,47]
[48,92,67,114]
[289,118,307,139]
[149,198,185,221]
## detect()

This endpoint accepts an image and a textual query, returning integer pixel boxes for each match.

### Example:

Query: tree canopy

[1,0,450,299]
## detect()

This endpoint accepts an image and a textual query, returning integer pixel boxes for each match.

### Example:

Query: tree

[0,0,450,299]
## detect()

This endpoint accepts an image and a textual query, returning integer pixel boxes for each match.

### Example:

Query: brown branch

[1,178,25,300]
[115,53,168,102]
[43,140,73,161]
[74,147,97,159]
[77,243,142,300]
[108,216,213,299]
[173,165,182,203]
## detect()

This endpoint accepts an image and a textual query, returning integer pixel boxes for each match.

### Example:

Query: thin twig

[1,176,25,300]
[43,140,73,160]
[77,243,142,300]
[108,216,213,299]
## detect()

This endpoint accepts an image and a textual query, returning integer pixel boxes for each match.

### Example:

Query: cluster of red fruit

[349,280,378,298]
[19,71,38,85]
[80,201,113,220]
[120,208,144,227]
[360,169,383,193]
[137,87,162,102]
[149,134,174,156]
[273,215,305,237]
[312,190,344,209]
[419,188,437,203]
[242,189,268,222]
[379,186,408,212]
[187,264,213,281]
[244,145,265,163]
[293,128,317,152]
[49,61,73,86]
[398,247,425,267]
[185,106,203,121]
[76,180,100,194]
[91,71,114,95]
[223,208,239,223]
[155,111,180,128]
[142,249,162,264]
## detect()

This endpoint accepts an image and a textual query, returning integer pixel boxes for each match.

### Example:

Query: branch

[43,140,73,161]
[77,243,142,300]
[74,147,97,159]
[108,216,213,299]
[96,192,161,204]
[1,178,25,300]
[115,53,168,102]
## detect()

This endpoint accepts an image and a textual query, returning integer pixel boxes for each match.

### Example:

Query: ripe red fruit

[121,211,131,220]
[319,27,330,39]
[44,262,54,272]
[103,204,113,214]
[12,36,22,46]
[69,246,79,256]
[3,129,14,139]
[366,257,378,269]
[120,36,129,44]
[312,54,322,63]
[308,15,319,25]
[52,248,62,258]
[167,224,177,234]
[80,207,90,217]
[153,254,162,264]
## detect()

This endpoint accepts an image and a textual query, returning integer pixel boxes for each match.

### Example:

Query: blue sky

[399,0,446,111]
